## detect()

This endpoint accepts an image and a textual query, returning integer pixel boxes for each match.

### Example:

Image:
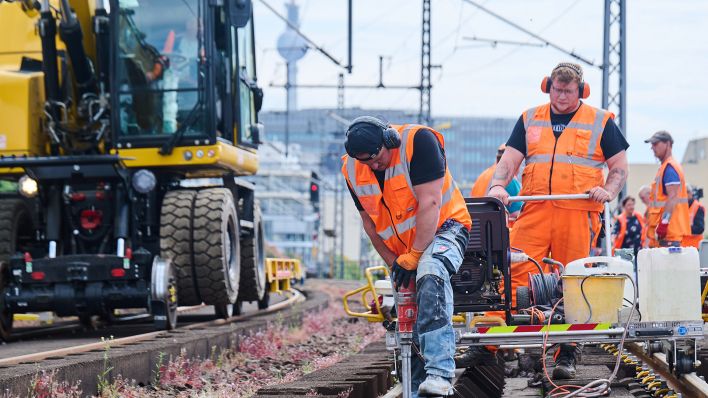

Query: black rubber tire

[257,283,271,310]
[516,286,531,311]
[0,263,12,341]
[0,198,34,263]
[232,300,243,316]
[214,303,230,319]
[237,203,267,303]
[192,188,240,308]
[160,190,200,306]
[0,198,34,341]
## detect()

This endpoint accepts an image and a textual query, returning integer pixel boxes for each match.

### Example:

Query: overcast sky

[253,0,708,163]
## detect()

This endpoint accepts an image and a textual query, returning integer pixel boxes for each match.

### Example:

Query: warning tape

[475,323,613,334]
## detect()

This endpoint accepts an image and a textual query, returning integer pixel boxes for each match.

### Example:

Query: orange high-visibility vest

[342,124,472,256]
[613,211,645,250]
[647,157,690,245]
[683,200,705,248]
[470,165,495,197]
[520,103,614,211]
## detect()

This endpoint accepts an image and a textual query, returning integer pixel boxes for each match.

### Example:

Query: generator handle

[507,193,590,202]
[507,194,612,257]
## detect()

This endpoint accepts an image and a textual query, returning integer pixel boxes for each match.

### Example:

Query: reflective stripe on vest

[520,103,611,212]
[343,124,471,254]
[526,154,605,169]
[525,107,608,161]
[647,156,691,241]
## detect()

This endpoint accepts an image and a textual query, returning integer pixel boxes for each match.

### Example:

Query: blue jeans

[401,220,469,397]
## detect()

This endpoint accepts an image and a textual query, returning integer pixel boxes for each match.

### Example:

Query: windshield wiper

[159,102,202,155]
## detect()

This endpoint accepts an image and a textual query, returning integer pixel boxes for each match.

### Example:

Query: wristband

[488,184,506,193]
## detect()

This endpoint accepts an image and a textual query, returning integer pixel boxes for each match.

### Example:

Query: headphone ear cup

[382,127,401,149]
[579,82,590,99]
[541,76,552,94]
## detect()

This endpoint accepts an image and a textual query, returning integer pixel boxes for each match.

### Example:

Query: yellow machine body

[0,0,259,177]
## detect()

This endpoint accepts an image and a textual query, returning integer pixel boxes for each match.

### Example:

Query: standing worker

[470,144,523,225]
[488,62,629,379]
[683,184,705,248]
[342,116,472,397]
[645,131,690,248]
[612,196,645,256]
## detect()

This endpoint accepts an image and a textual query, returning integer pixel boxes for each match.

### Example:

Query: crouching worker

[342,116,472,397]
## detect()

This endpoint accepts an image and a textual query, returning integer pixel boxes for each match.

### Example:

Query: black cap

[644,130,674,144]
[344,122,383,158]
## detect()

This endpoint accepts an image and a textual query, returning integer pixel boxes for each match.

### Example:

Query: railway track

[246,336,708,397]
[0,287,327,396]
[0,290,303,367]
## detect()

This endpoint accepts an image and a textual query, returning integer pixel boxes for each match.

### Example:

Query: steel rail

[0,290,304,366]
[626,342,708,398]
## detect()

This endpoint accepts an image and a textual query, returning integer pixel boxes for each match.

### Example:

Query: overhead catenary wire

[257,0,344,68]
[459,0,600,69]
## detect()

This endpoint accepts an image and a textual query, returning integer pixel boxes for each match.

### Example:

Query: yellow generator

[0,0,268,338]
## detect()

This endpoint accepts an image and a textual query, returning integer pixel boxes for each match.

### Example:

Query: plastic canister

[562,275,625,323]
[637,247,701,322]
[564,256,636,303]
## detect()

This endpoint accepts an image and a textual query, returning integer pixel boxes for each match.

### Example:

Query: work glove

[656,219,669,240]
[391,249,424,289]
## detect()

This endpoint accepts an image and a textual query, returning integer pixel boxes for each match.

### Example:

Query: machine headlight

[18,175,38,198]
[131,169,157,194]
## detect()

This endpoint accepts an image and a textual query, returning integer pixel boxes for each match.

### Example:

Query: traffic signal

[310,172,320,207]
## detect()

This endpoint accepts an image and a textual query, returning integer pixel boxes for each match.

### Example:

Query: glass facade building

[259,108,516,189]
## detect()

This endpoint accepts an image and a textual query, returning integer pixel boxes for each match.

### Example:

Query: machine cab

[109,0,261,155]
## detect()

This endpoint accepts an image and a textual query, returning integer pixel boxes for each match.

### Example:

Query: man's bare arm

[604,151,629,199]
[359,210,398,266]
[411,177,444,252]
[490,146,524,188]
[663,184,681,219]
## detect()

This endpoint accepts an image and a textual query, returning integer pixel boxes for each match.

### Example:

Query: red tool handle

[397,284,417,334]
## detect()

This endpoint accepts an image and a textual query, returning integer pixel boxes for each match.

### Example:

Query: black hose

[580,275,593,323]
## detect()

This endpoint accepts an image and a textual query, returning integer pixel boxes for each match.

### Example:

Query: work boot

[454,346,496,368]
[552,344,579,379]
[418,375,454,397]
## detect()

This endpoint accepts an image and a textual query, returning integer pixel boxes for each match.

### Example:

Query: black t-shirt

[506,104,629,159]
[347,129,446,211]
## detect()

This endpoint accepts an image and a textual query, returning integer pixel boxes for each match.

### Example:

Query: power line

[463,36,547,48]
[459,0,601,69]
[257,0,345,68]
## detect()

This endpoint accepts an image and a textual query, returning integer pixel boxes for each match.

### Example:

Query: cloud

[255,0,708,162]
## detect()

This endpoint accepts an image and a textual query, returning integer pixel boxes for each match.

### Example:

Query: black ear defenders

[346,116,401,149]
[540,63,591,99]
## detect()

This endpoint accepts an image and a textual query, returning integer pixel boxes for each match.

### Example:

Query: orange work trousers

[506,201,601,308]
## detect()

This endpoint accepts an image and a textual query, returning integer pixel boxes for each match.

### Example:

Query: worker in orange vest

[645,131,690,248]
[470,144,523,225]
[683,184,705,248]
[488,62,629,380]
[342,116,472,397]
[612,196,645,256]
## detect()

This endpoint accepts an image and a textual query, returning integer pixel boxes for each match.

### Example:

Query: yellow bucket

[562,275,625,324]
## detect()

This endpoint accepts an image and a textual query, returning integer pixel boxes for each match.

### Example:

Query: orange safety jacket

[613,211,645,250]
[683,200,706,248]
[470,165,495,197]
[519,103,614,212]
[647,156,690,245]
[342,124,472,256]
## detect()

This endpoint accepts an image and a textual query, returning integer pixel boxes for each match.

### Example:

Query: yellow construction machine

[0,0,270,338]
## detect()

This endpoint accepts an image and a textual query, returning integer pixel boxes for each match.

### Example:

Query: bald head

[638,185,651,206]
